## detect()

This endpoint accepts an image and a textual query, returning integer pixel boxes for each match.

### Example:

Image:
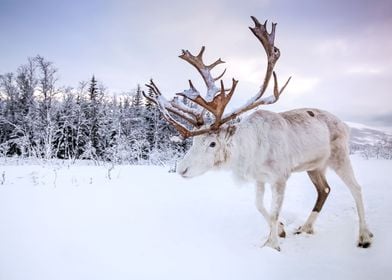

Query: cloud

[286,75,320,96]
[314,39,349,56]
[346,66,384,75]
[370,113,392,127]
[0,0,391,126]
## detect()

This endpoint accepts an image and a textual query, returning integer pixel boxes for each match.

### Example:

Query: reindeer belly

[291,154,329,172]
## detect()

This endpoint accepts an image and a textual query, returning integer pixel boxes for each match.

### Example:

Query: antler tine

[273,72,292,101]
[208,58,226,70]
[170,97,205,127]
[179,46,226,102]
[176,77,238,128]
[147,79,162,96]
[197,46,205,58]
[249,16,278,58]
[220,16,291,125]
[142,82,208,138]
[188,80,197,91]
[214,68,227,81]
[248,17,282,101]
[211,78,239,129]
[142,94,192,138]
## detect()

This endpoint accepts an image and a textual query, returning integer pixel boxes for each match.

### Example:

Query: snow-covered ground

[0,156,391,280]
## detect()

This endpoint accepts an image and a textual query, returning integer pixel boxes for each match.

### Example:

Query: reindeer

[144,16,373,251]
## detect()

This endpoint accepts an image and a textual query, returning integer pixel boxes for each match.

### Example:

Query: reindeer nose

[180,167,189,177]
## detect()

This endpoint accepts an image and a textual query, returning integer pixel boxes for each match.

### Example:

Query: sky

[0,0,391,127]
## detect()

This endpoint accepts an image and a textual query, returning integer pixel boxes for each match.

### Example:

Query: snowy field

[0,156,391,280]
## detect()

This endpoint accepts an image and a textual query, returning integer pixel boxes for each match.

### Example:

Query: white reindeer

[144,16,373,251]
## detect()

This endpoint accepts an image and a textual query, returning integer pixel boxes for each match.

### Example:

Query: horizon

[1,0,391,127]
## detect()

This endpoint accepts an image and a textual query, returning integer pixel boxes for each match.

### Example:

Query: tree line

[1,56,390,164]
[0,56,190,165]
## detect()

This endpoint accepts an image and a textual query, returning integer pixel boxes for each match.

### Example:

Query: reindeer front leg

[263,181,286,251]
[256,182,270,224]
[256,182,286,240]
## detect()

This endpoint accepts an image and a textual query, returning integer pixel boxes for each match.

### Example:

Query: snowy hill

[345,122,392,159]
[346,121,392,146]
[0,157,391,280]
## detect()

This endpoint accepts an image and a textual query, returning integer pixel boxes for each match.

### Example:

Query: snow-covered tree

[35,55,59,159]
[0,56,193,164]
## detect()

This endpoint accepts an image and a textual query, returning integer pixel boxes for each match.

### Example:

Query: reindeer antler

[143,80,209,138]
[178,46,226,101]
[144,16,291,138]
[220,17,291,124]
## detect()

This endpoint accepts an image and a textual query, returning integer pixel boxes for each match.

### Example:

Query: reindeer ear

[225,125,237,139]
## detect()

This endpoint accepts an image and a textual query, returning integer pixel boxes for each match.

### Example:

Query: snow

[0,156,391,280]
[346,121,376,130]
[178,87,199,100]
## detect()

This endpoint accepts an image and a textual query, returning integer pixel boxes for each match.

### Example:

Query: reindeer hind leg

[330,156,373,248]
[296,169,330,234]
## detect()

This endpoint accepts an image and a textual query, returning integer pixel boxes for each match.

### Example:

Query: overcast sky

[1,0,391,126]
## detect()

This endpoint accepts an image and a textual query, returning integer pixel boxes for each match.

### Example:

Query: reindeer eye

[209,142,216,148]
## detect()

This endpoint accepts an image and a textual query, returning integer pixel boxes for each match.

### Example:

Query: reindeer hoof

[262,239,281,252]
[357,229,373,248]
[278,222,286,238]
[264,244,281,252]
[358,242,371,248]
[295,226,314,235]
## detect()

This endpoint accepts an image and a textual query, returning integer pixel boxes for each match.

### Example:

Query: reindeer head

[177,126,237,178]
[144,16,290,177]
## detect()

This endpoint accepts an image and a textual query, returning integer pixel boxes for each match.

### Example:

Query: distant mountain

[346,122,392,146]
[345,122,392,159]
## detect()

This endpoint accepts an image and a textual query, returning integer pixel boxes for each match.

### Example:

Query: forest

[0,55,190,165]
